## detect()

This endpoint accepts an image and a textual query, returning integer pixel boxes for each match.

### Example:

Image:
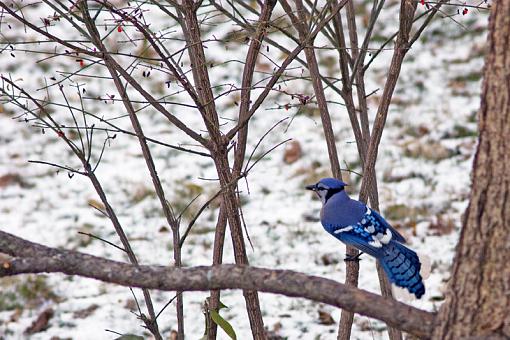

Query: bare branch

[80,3,181,337]
[232,0,277,176]
[359,0,418,201]
[225,0,350,141]
[409,0,449,46]
[207,204,228,340]
[95,1,203,115]
[284,0,343,179]
[0,230,435,339]
[0,1,208,148]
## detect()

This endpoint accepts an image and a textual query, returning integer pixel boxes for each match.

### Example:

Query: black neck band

[325,187,345,202]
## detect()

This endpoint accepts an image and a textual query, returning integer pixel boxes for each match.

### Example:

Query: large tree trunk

[433,2,510,339]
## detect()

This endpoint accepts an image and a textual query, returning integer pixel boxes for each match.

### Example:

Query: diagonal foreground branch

[0,230,434,338]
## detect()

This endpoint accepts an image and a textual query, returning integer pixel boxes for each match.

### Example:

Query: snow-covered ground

[0,0,489,339]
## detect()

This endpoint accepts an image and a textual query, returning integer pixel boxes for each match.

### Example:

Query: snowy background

[0,0,490,339]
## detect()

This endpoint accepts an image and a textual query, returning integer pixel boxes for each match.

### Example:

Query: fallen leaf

[318,310,335,325]
[320,253,339,266]
[429,215,455,236]
[124,299,138,311]
[24,308,54,334]
[0,174,24,188]
[10,308,22,322]
[283,140,302,164]
[73,304,99,319]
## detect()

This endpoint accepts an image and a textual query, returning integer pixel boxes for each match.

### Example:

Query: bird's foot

[344,252,364,262]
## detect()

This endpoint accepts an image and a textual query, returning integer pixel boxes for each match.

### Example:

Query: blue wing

[324,207,406,257]
[326,224,385,258]
[369,208,407,243]
[335,231,384,258]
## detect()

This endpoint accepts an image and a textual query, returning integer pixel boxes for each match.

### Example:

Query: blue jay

[306,178,425,298]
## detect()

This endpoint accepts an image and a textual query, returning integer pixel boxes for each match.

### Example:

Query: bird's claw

[344,252,364,262]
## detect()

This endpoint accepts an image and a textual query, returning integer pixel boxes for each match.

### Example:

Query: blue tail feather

[380,242,425,299]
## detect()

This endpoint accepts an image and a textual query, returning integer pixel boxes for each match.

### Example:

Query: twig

[77,231,126,253]
[244,139,292,174]
[243,117,289,174]
[156,292,182,320]
[179,189,223,248]
[28,160,86,175]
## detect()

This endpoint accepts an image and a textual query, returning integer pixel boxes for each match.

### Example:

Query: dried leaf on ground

[24,308,54,334]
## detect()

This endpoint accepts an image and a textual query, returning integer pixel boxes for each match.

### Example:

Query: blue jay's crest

[306,178,348,204]
[306,178,425,299]
[317,177,348,189]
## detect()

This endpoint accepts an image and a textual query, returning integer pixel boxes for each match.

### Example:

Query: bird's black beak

[305,184,316,191]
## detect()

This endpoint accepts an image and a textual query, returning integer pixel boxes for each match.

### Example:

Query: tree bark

[433,2,510,339]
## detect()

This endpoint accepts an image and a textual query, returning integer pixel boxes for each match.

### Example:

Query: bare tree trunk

[433,2,510,339]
